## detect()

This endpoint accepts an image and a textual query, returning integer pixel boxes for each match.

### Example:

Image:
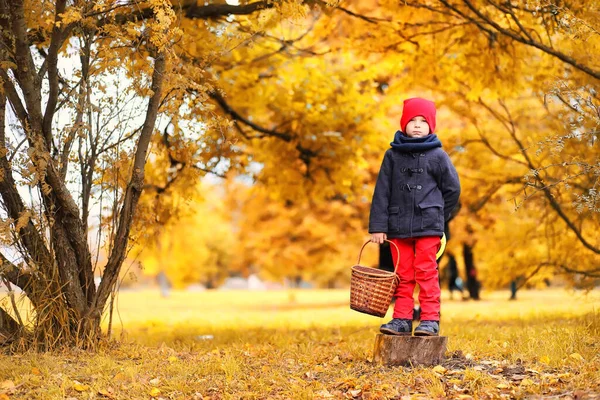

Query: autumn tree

[141,0,599,291]
[0,0,387,348]
[0,0,186,348]
[2,0,598,349]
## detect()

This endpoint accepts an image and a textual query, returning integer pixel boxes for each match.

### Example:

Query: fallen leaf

[569,353,584,362]
[520,378,534,386]
[315,389,334,398]
[98,388,113,397]
[31,367,41,375]
[433,365,447,374]
[0,381,15,390]
[149,378,160,385]
[73,381,89,392]
[496,383,510,389]
[167,356,178,363]
[113,372,127,382]
[0,394,10,400]
[348,389,362,397]
[150,387,161,397]
[539,356,550,364]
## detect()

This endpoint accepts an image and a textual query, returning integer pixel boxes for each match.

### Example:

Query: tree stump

[372,334,448,367]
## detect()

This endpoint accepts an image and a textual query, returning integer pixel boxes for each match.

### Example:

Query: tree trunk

[0,308,20,345]
[372,334,448,367]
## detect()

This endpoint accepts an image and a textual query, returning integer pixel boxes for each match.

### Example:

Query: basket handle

[356,239,400,275]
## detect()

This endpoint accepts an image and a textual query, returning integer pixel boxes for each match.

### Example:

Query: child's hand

[370,233,387,244]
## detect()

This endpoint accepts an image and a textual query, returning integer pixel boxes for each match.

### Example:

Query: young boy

[369,97,460,336]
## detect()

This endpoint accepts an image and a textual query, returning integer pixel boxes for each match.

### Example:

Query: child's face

[405,116,431,138]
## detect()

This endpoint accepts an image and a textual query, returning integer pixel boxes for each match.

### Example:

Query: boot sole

[414,330,438,337]
[380,328,411,336]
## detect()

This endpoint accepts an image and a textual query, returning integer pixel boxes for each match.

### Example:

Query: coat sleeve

[369,150,393,233]
[438,152,461,222]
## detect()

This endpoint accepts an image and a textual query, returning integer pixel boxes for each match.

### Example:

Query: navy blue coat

[369,146,460,238]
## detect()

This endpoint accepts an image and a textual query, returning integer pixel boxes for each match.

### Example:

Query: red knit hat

[399,97,437,134]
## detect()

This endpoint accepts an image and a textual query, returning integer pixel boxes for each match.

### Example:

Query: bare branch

[0,252,35,304]
[493,99,600,255]
[0,70,30,127]
[8,0,44,130]
[96,51,167,310]
[42,0,69,148]
[0,92,52,251]
[315,0,386,24]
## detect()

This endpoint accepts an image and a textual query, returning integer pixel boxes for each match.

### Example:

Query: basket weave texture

[349,240,400,317]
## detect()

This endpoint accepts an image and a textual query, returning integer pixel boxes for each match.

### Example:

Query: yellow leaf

[496,383,510,389]
[0,380,15,390]
[539,356,550,364]
[433,365,447,374]
[167,356,178,363]
[0,394,9,400]
[73,382,89,392]
[569,353,584,362]
[98,388,112,397]
[150,387,161,397]
[113,372,128,382]
[520,378,534,386]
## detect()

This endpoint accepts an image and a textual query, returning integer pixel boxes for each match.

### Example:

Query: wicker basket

[350,240,400,317]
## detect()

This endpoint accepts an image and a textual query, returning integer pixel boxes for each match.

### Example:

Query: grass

[1,288,599,399]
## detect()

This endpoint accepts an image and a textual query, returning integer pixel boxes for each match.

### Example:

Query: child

[369,97,460,336]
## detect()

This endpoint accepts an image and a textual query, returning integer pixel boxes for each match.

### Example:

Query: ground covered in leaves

[1,289,599,399]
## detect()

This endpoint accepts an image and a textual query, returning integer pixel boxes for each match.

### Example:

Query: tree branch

[8,0,44,131]
[0,252,36,305]
[185,1,272,19]
[96,51,167,311]
[42,0,69,149]
[457,0,600,80]
[468,177,523,213]
[209,90,292,141]
[492,99,600,255]
[0,95,54,276]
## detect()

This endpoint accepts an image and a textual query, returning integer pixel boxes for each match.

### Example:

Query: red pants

[388,236,441,321]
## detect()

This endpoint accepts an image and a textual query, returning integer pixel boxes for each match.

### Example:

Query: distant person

[369,98,461,336]
[156,270,172,298]
[446,252,464,300]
